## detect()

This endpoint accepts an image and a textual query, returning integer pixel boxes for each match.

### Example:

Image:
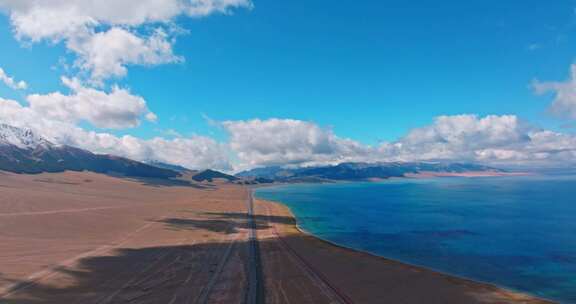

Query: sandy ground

[0,171,554,303]
[0,171,249,304]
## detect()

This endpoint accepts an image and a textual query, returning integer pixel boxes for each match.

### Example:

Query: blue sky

[1,0,576,170]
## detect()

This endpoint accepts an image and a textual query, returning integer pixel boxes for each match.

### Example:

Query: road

[245,188,265,304]
[259,199,354,304]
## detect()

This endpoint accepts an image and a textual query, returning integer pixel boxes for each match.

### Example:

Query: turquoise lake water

[255,176,576,303]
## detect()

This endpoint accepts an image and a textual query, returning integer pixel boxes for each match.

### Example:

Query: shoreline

[250,171,538,189]
[255,193,556,303]
[404,171,534,178]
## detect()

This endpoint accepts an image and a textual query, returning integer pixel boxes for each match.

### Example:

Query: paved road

[245,188,265,304]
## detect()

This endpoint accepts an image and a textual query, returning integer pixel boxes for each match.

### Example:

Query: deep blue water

[255,176,576,303]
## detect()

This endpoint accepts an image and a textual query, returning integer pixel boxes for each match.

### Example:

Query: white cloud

[0,0,251,82]
[26,77,155,129]
[7,4,96,42]
[0,67,27,90]
[144,136,231,170]
[0,97,231,170]
[222,116,576,169]
[223,118,375,169]
[381,114,576,166]
[0,0,251,39]
[1,104,575,170]
[67,27,182,83]
[187,0,254,17]
[383,115,532,162]
[533,64,576,120]
[0,0,251,32]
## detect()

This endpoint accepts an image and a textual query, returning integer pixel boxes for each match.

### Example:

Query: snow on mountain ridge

[0,123,53,149]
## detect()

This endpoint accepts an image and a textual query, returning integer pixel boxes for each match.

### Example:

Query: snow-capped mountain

[0,123,179,178]
[0,123,53,149]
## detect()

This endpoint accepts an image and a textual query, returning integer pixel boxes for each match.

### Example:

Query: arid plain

[0,171,553,303]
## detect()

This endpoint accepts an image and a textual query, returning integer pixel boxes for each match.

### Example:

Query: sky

[1,0,576,172]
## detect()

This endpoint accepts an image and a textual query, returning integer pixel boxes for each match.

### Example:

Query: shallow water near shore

[255,175,576,303]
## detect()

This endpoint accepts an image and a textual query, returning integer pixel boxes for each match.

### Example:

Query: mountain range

[0,124,178,178]
[236,162,503,182]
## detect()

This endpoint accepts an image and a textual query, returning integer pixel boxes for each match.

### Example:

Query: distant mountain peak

[236,162,503,182]
[0,123,180,179]
[0,123,53,149]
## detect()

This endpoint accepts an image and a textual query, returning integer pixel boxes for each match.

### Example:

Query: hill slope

[0,124,179,178]
[192,169,238,182]
[236,162,502,182]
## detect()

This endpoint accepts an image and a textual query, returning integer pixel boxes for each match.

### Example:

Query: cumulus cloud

[382,115,532,162]
[1,105,575,170]
[0,0,251,35]
[222,116,576,169]
[67,27,182,82]
[0,0,251,82]
[0,67,27,90]
[533,64,576,120]
[223,118,375,168]
[26,77,155,129]
[0,97,231,170]
[381,114,576,166]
